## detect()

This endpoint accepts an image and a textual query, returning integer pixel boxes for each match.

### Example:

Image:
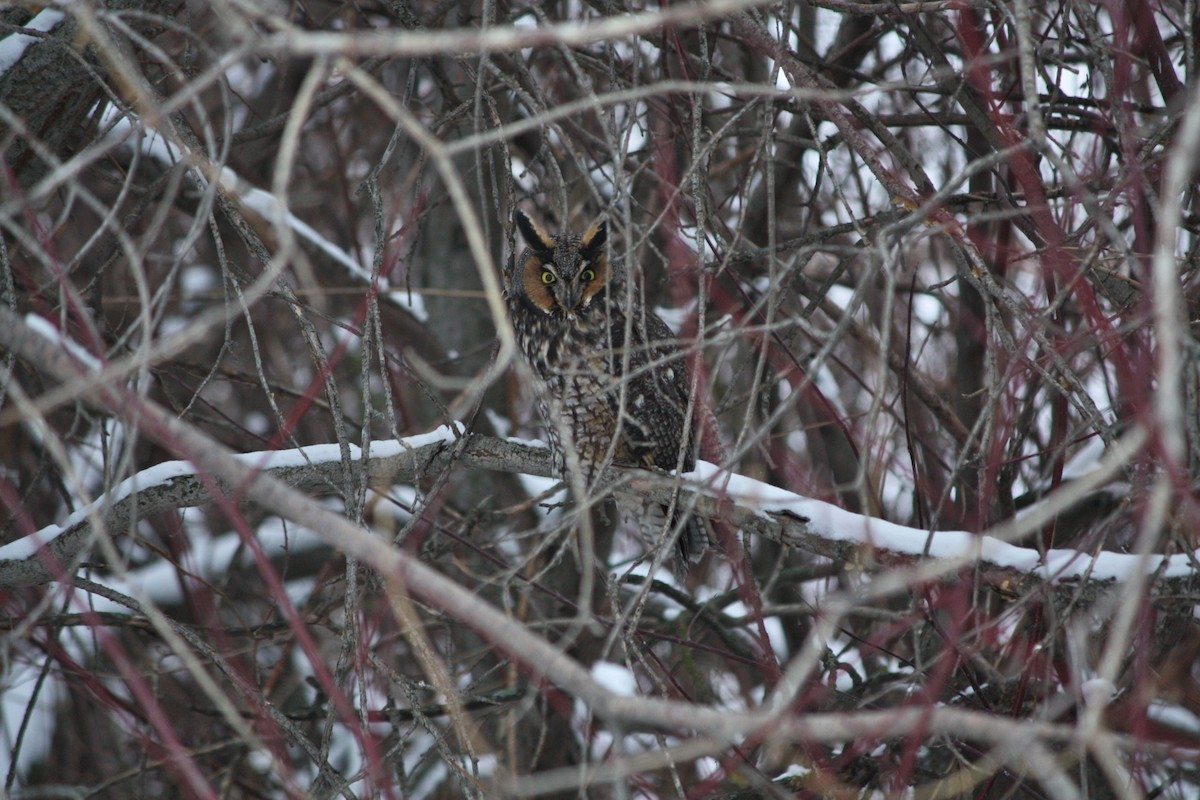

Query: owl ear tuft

[502,251,514,289]
[515,210,554,252]
[581,217,607,253]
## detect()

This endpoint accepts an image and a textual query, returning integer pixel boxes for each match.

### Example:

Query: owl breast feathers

[503,210,706,561]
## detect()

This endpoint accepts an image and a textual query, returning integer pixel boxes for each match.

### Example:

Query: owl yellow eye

[579,269,596,282]
[541,271,556,284]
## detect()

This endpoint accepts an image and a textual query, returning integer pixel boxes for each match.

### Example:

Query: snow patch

[1147,703,1200,735]
[23,313,103,371]
[686,460,1200,584]
[1080,678,1117,708]
[0,424,465,563]
[652,301,697,334]
[0,10,65,75]
[590,661,638,697]
[385,287,428,322]
[1,661,60,783]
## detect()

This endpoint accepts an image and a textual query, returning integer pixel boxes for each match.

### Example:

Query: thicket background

[2,0,1199,797]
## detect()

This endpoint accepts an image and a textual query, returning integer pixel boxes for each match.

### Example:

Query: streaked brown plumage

[503,210,706,561]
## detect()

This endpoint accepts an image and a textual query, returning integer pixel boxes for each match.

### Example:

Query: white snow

[385,287,428,321]
[235,182,373,283]
[0,662,61,783]
[366,486,418,526]
[74,512,326,614]
[94,111,405,300]
[23,313,103,371]
[180,266,218,297]
[696,756,721,780]
[4,423,1193,592]
[1146,703,1200,735]
[0,458,194,562]
[778,763,813,779]
[1060,435,1109,481]
[590,661,638,697]
[1080,678,1117,707]
[513,469,566,528]
[483,409,512,439]
[240,422,463,471]
[652,301,698,335]
[0,10,65,75]
[0,424,464,563]
[809,361,848,418]
[727,600,788,660]
[505,434,550,450]
[686,460,1199,584]
[909,292,945,328]
[244,410,269,436]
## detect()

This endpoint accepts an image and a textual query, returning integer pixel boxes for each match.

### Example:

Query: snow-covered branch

[2,405,1187,609]
[1,306,1190,600]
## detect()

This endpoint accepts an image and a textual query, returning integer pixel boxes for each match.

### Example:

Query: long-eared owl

[503,210,707,561]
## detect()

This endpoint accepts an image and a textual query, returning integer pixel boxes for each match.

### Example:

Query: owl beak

[562,283,585,318]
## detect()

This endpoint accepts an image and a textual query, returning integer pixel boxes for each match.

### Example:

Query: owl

[503,210,707,561]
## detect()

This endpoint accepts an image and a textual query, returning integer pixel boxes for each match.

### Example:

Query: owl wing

[620,310,710,562]
[617,310,696,473]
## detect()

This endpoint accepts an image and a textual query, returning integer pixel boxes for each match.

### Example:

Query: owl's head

[511,210,610,320]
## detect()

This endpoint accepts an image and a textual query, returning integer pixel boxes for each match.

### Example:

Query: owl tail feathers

[615,492,712,568]
[677,513,712,564]
[640,498,712,565]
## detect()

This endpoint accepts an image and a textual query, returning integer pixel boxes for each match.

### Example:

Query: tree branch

[1,308,1191,614]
